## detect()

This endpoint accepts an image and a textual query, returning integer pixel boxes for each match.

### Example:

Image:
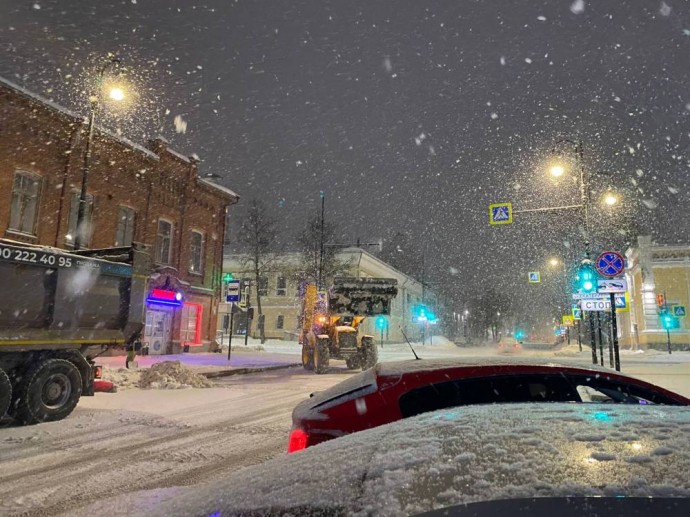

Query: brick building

[0,76,239,354]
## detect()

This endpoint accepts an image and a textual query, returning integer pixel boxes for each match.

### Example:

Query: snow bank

[101,366,141,390]
[138,361,215,389]
[553,344,586,357]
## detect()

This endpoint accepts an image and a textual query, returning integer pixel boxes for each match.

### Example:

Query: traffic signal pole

[609,293,620,371]
[589,312,597,364]
[596,312,604,366]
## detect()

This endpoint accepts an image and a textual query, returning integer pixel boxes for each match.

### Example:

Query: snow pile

[553,344,585,357]
[138,361,215,389]
[101,366,141,390]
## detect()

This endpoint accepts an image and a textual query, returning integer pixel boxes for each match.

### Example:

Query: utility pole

[318,191,325,289]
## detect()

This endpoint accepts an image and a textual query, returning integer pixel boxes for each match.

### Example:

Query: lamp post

[550,139,589,257]
[74,56,124,250]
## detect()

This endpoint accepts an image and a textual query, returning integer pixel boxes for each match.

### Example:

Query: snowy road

[0,366,348,517]
[2,345,690,516]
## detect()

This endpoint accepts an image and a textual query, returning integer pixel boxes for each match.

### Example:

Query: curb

[199,363,301,378]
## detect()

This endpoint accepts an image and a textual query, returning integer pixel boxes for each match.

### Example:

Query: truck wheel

[14,359,83,425]
[314,341,330,374]
[0,369,11,419]
[361,340,378,370]
[301,344,314,371]
[345,357,360,370]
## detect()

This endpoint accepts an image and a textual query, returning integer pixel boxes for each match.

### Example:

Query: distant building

[0,77,239,354]
[620,236,690,349]
[221,248,437,343]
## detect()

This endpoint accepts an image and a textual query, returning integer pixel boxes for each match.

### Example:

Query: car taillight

[94,365,103,379]
[287,428,309,453]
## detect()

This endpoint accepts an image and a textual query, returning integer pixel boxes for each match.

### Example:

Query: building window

[276,314,284,330]
[66,192,94,247]
[9,171,41,235]
[258,276,269,296]
[189,231,205,274]
[276,276,287,296]
[180,302,203,345]
[115,206,135,247]
[156,219,173,264]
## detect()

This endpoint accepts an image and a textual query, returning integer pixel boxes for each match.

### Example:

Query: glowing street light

[603,192,619,206]
[108,86,126,102]
[549,164,565,178]
[548,257,561,268]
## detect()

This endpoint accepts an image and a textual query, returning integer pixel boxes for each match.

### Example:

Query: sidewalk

[95,348,301,377]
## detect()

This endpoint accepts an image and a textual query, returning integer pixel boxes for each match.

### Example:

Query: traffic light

[223,272,234,283]
[375,316,387,329]
[660,310,679,330]
[576,262,597,293]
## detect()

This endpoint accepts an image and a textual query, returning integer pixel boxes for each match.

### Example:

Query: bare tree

[238,199,278,344]
[297,216,348,287]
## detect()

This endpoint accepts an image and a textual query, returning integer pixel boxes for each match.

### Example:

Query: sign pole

[609,293,620,371]
[588,311,597,364]
[227,306,235,361]
[577,320,582,351]
[597,311,604,366]
[665,291,672,355]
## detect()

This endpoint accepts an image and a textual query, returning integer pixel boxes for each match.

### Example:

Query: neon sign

[147,288,183,307]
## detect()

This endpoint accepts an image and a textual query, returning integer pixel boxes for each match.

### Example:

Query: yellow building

[220,248,435,343]
[620,236,690,350]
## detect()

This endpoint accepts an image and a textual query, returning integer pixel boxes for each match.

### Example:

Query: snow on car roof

[152,403,690,516]
[375,356,620,378]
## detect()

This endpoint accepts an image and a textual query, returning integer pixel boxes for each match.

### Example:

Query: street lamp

[74,55,125,250]
[548,257,561,268]
[549,164,565,178]
[603,192,619,207]
[550,139,589,257]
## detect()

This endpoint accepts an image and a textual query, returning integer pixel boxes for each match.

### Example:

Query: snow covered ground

[2,336,690,515]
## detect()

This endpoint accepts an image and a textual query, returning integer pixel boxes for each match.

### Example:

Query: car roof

[152,403,690,516]
[375,356,635,378]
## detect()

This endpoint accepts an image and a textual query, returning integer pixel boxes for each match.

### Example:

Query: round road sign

[595,251,625,278]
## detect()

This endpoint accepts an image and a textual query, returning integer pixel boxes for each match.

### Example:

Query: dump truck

[0,238,150,424]
[300,277,398,374]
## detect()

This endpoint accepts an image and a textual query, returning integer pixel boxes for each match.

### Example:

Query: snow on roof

[0,75,81,119]
[198,177,240,200]
[165,147,191,163]
[1,75,158,160]
[153,403,690,516]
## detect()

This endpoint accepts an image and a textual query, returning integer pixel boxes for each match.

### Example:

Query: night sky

[1,0,689,314]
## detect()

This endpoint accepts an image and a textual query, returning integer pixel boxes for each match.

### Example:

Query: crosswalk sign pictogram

[528,271,540,283]
[572,307,582,320]
[489,202,513,225]
[673,305,686,317]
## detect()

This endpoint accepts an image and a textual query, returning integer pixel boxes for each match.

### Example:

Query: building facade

[619,236,690,350]
[0,77,239,354]
[220,248,436,343]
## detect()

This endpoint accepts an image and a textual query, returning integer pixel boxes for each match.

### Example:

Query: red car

[287,358,690,452]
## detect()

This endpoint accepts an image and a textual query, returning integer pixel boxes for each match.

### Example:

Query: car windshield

[1,1,689,515]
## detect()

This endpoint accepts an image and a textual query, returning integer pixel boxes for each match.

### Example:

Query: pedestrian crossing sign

[528,271,540,283]
[673,305,686,317]
[572,307,582,320]
[489,202,513,225]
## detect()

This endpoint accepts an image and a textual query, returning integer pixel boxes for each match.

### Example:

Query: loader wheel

[14,359,82,425]
[301,344,314,371]
[345,357,360,370]
[361,340,379,371]
[0,369,11,419]
[314,341,330,374]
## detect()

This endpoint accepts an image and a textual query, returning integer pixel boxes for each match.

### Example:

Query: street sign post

[489,202,513,225]
[595,251,625,278]
[528,271,541,283]
[226,280,241,303]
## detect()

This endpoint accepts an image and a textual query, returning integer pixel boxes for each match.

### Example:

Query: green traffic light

[223,273,234,282]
